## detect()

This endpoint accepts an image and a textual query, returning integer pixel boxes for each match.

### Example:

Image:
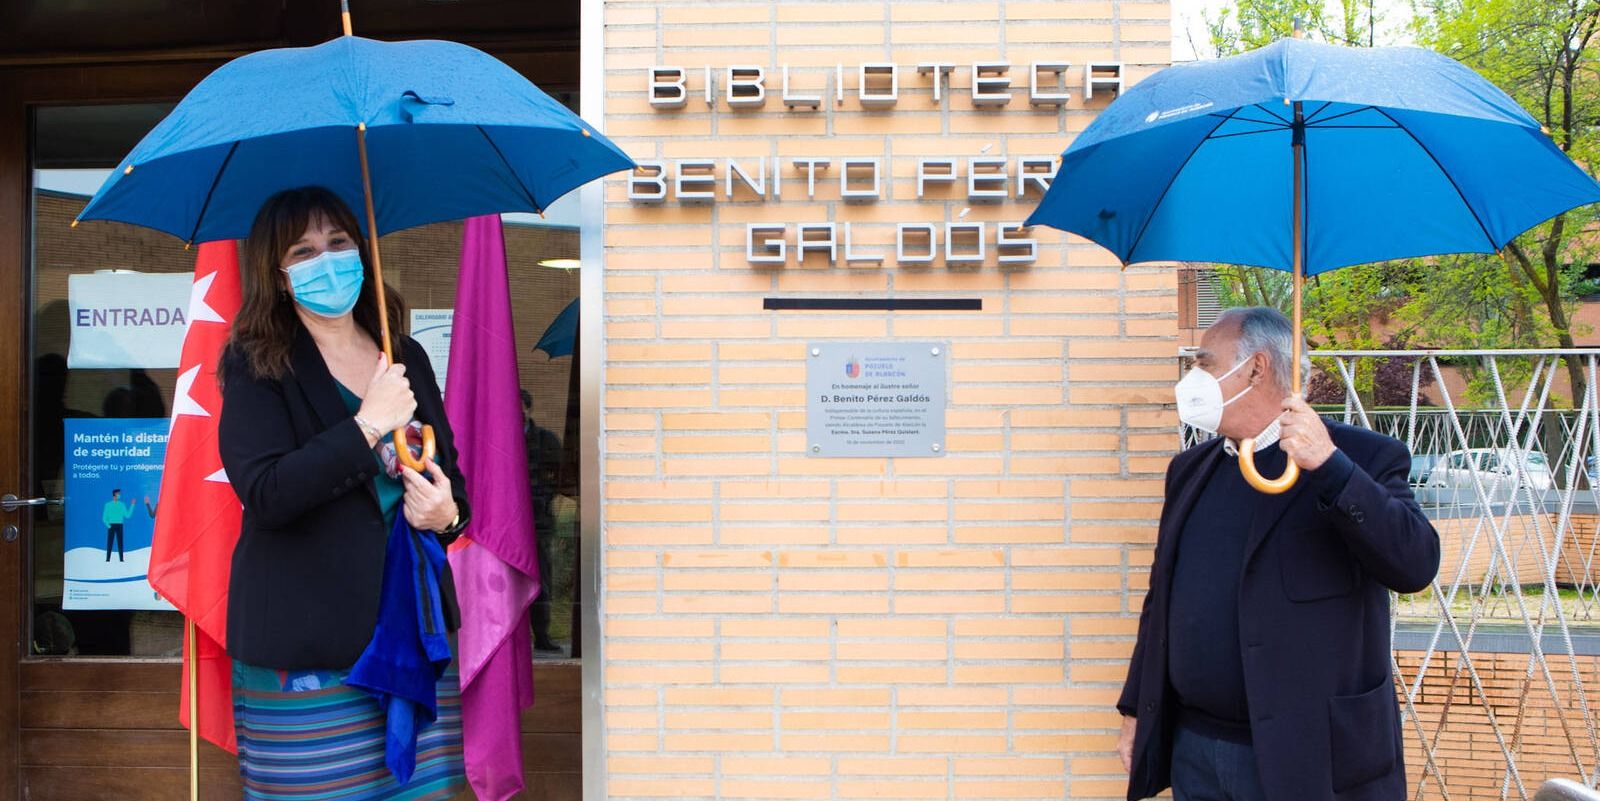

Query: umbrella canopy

[76,35,633,243]
[534,298,578,359]
[76,31,632,474]
[1023,37,1600,275]
[1025,36,1600,494]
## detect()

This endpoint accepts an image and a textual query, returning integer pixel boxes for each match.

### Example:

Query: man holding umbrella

[1116,306,1439,801]
[1019,32,1598,801]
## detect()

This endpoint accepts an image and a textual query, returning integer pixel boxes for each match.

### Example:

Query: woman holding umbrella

[218,186,471,800]
[70,14,633,797]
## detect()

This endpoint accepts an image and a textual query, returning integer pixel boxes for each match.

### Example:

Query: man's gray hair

[1215,306,1311,392]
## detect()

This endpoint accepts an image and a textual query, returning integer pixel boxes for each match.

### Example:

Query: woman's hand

[356,353,416,434]
[402,458,458,533]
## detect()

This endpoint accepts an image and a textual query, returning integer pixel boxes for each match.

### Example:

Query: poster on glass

[62,417,173,611]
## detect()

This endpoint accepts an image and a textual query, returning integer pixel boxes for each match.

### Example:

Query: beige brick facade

[599,2,1174,799]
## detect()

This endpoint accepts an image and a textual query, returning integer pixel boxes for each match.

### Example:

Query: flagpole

[188,618,198,801]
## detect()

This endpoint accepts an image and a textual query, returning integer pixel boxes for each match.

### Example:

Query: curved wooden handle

[1238,437,1300,494]
[393,424,437,472]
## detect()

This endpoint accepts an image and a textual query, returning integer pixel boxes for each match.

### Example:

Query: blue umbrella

[75,10,634,472]
[534,298,578,359]
[1024,37,1600,492]
[76,37,631,243]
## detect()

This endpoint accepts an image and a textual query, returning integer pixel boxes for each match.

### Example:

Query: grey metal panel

[579,1,604,800]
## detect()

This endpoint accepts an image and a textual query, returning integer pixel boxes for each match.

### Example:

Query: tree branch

[1506,241,1549,294]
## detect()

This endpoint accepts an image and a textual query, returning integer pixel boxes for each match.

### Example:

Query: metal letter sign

[806,342,947,457]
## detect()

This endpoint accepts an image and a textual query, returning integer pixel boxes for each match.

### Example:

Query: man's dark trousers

[1170,723,1268,801]
[105,523,124,561]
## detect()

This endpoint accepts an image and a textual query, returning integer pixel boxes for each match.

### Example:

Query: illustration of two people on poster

[100,487,156,562]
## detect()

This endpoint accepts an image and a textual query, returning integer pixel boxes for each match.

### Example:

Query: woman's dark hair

[223,186,404,381]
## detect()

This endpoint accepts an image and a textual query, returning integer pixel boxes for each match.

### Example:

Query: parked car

[1428,448,1553,504]
[1409,454,1443,488]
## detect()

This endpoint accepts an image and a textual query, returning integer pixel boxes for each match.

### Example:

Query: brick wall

[1431,513,1600,589]
[599,2,1174,799]
[1398,649,1600,798]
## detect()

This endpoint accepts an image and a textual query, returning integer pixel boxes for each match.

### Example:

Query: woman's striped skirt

[232,660,466,801]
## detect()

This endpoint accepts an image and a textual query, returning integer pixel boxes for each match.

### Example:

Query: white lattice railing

[1178,348,1600,800]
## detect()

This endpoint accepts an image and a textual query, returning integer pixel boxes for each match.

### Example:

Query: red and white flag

[146,240,242,753]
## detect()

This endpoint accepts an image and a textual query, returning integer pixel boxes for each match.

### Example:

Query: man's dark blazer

[1119,420,1440,801]
[220,327,470,670]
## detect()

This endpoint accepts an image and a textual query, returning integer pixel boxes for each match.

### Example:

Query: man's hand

[1279,393,1335,471]
[1118,715,1137,773]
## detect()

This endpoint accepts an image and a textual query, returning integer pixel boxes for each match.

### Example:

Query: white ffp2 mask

[1175,357,1252,434]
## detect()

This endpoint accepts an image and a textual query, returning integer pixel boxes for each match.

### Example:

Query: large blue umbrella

[1024,37,1600,492]
[76,35,632,242]
[76,17,633,471]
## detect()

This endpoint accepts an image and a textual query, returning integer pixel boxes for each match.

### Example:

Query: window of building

[1178,266,1224,330]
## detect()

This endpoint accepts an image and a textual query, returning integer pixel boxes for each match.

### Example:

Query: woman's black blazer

[219,327,470,670]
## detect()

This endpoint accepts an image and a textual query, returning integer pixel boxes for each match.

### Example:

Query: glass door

[30,103,184,657]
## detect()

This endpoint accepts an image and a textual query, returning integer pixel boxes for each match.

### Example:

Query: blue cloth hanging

[347,514,454,785]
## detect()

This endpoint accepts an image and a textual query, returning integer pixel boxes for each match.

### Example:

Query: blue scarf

[347,515,453,784]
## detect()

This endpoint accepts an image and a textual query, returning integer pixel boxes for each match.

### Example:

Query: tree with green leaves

[1414,0,1600,401]
[1203,0,1380,57]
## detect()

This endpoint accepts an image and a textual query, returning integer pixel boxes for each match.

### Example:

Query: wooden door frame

[0,64,25,801]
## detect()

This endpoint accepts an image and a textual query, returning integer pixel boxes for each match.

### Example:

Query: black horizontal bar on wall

[762,297,982,311]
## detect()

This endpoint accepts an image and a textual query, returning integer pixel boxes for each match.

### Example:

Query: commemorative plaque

[806,341,947,457]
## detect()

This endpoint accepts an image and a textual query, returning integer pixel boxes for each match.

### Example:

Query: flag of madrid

[146,240,242,753]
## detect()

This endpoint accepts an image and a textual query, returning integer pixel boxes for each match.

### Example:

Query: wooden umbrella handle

[1238,442,1299,494]
[392,426,437,473]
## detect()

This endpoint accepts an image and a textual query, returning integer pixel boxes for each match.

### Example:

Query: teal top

[334,383,404,527]
[102,499,134,526]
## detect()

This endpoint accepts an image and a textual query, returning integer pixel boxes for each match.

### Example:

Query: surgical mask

[1175,357,1252,434]
[284,248,364,318]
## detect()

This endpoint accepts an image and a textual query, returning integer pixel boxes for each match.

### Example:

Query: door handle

[1,494,59,513]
